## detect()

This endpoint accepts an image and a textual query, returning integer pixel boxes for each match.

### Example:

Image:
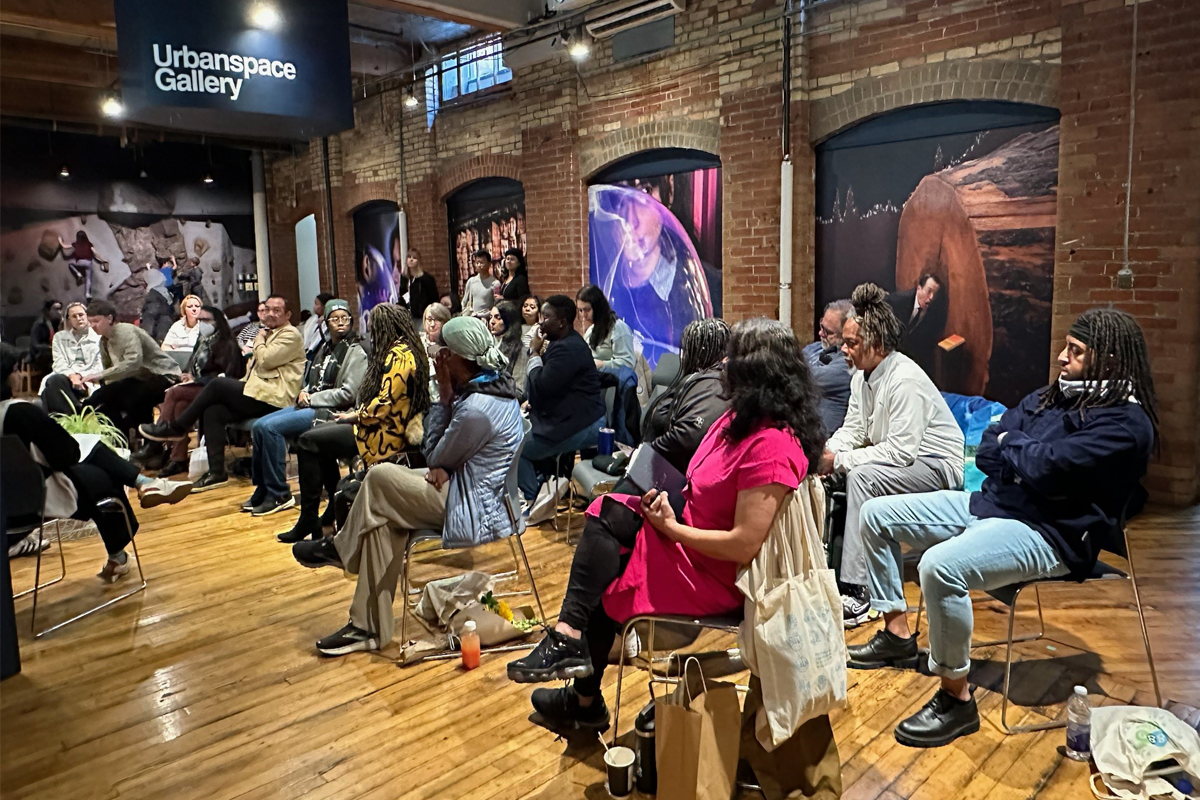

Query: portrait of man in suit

[886,272,944,376]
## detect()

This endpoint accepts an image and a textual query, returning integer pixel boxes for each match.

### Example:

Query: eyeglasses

[327,313,352,324]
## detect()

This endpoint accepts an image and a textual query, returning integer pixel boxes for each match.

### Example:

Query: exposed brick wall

[262,0,1200,503]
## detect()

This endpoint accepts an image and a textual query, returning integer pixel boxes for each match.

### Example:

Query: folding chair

[1,436,147,637]
[913,525,1161,735]
[397,420,547,662]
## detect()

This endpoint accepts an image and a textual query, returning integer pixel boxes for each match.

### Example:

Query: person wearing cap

[240,299,367,516]
[846,308,1157,749]
[290,316,524,657]
[138,294,305,492]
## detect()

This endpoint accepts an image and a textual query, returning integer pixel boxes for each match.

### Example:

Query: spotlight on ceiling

[101,95,125,118]
[58,165,71,179]
[248,2,281,30]
[566,31,591,62]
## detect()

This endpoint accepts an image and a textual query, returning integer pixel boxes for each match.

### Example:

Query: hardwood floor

[1,479,1197,800]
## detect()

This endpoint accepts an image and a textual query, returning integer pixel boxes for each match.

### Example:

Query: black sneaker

[138,421,187,442]
[507,628,592,683]
[316,622,380,657]
[847,629,919,670]
[158,460,189,479]
[894,689,980,748]
[293,537,342,569]
[251,495,296,516]
[529,686,610,736]
[191,472,229,493]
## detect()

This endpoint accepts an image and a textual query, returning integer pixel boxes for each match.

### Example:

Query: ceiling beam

[0,36,118,89]
[350,0,525,32]
[0,0,116,47]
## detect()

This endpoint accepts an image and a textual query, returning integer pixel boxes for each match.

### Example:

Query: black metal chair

[912,525,1161,734]
[1,436,147,637]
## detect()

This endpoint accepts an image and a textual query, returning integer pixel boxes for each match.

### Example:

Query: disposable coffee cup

[604,745,635,798]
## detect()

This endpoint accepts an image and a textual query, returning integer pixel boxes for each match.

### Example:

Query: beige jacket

[244,324,305,408]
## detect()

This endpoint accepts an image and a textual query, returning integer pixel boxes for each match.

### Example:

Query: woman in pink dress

[508,318,827,736]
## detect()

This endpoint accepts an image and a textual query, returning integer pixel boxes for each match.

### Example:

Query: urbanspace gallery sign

[115,0,353,140]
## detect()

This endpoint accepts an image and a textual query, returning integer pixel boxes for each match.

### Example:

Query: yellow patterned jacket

[354,341,422,464]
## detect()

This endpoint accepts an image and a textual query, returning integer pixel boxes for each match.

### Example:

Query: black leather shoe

[507,628,592,683]
[847,629,919,670]
[895,689,980,747]
[293,537,342,569]
[139,421,187,442]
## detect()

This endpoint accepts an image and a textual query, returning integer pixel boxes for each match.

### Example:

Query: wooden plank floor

[1,478,1197,800]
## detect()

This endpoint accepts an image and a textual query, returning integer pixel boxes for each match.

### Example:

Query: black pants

[87,374,174,436]
[41,374,88,416]
[294,423,358,533]
[173,377,279,475]
[559,497,644,699]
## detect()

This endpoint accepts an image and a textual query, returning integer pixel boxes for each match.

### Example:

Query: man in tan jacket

[140,295,305,492]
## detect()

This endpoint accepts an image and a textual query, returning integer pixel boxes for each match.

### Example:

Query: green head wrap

[441,316,508,372]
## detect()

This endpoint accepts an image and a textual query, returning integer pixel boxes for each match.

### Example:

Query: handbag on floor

[655,657,741,800]
[736,477,847,750]
[188,437,208,480]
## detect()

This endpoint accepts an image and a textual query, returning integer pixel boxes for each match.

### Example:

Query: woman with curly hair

[277,303,431,543]
[508,318,826,735]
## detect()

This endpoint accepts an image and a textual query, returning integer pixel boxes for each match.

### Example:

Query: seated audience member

[520,295,541,347]
[290,317,522,656]
[152,307,246,477]
[847,308,1156,748]
[500,249,530,302]
[404,247,439,324]
[519,295,606,502]
[461,250,497,317]
[278,304,432,543]
[576,285,636,371]
[804,299,854,435]
[818,284,964,628]
[160,295,203,351]
[29,299,62,375]
[245,300,366,516]
[507,319,825,735]
[138,294,304,491]
[489,301,529,396]
[1,345,192,578]
[40,302,102,416]
[82,300,182,437]
[140,270,177,344]
[302,293,334,356]
[422,303,452,402]
[238,301,268,355]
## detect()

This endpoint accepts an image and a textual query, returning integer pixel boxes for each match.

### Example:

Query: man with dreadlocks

[819,284,965,628]
[847,307,1157,749]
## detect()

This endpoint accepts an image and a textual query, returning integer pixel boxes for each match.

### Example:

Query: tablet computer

[625,444,687,517]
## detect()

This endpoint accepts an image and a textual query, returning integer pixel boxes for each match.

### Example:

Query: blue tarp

[941,392,1008,492]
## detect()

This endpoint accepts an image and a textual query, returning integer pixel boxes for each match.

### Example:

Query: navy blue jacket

[971,388,1154,581]
[525,331,606,442]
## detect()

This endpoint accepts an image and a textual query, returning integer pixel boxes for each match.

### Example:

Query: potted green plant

[50,397,130,459]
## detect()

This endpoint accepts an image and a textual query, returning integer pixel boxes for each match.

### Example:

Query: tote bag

[736,478,847,750]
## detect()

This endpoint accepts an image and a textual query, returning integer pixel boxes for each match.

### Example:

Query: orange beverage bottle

[461,620,481,670]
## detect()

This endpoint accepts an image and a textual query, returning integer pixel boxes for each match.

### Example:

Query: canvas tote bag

[736,478,847,750]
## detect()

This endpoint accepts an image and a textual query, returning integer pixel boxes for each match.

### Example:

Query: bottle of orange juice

[461,620,481,670]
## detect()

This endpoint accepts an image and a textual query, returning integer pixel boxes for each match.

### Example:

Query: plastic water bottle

[1065,685,1091,761]
[460,620,481,671]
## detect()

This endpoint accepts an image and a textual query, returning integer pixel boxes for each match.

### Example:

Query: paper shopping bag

[655,657,741,800]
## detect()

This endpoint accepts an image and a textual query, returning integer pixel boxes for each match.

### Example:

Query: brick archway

[810,59,1058,143]
[580,119,721,180]
[437,154,523,201]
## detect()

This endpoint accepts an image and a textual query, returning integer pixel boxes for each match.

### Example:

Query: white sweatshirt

[827,351,965,484]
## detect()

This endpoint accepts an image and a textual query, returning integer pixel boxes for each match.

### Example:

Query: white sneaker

[98,552,130,583]
[7,532,49,558]
[624,628,641,660]
[138,478,194,508]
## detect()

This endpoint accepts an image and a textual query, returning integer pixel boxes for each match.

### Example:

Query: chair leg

[35,499,148,638]
[399,534,419,645]
[1123,536,1163,708]
[15,521,66,601]
[512,533,546,624]
[611,617,639,747]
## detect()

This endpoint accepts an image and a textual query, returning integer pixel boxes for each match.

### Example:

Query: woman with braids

[818,283,964,630]
[847,307,1157,749]
[277,303,430,543]
[508,318,826,738]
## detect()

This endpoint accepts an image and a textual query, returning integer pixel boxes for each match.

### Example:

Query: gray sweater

[99,322,182,383]
[305,342,367,410]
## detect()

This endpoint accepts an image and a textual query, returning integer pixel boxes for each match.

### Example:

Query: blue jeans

[859,490,1068,680]
[518,416,605,501]
[251,407,316,498]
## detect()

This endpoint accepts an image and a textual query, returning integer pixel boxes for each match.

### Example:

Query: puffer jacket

[641,367,731,475]
[422,371,524,548]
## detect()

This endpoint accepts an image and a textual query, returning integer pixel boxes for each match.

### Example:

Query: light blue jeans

[859,490,1068,680]
[251,407,316,499]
